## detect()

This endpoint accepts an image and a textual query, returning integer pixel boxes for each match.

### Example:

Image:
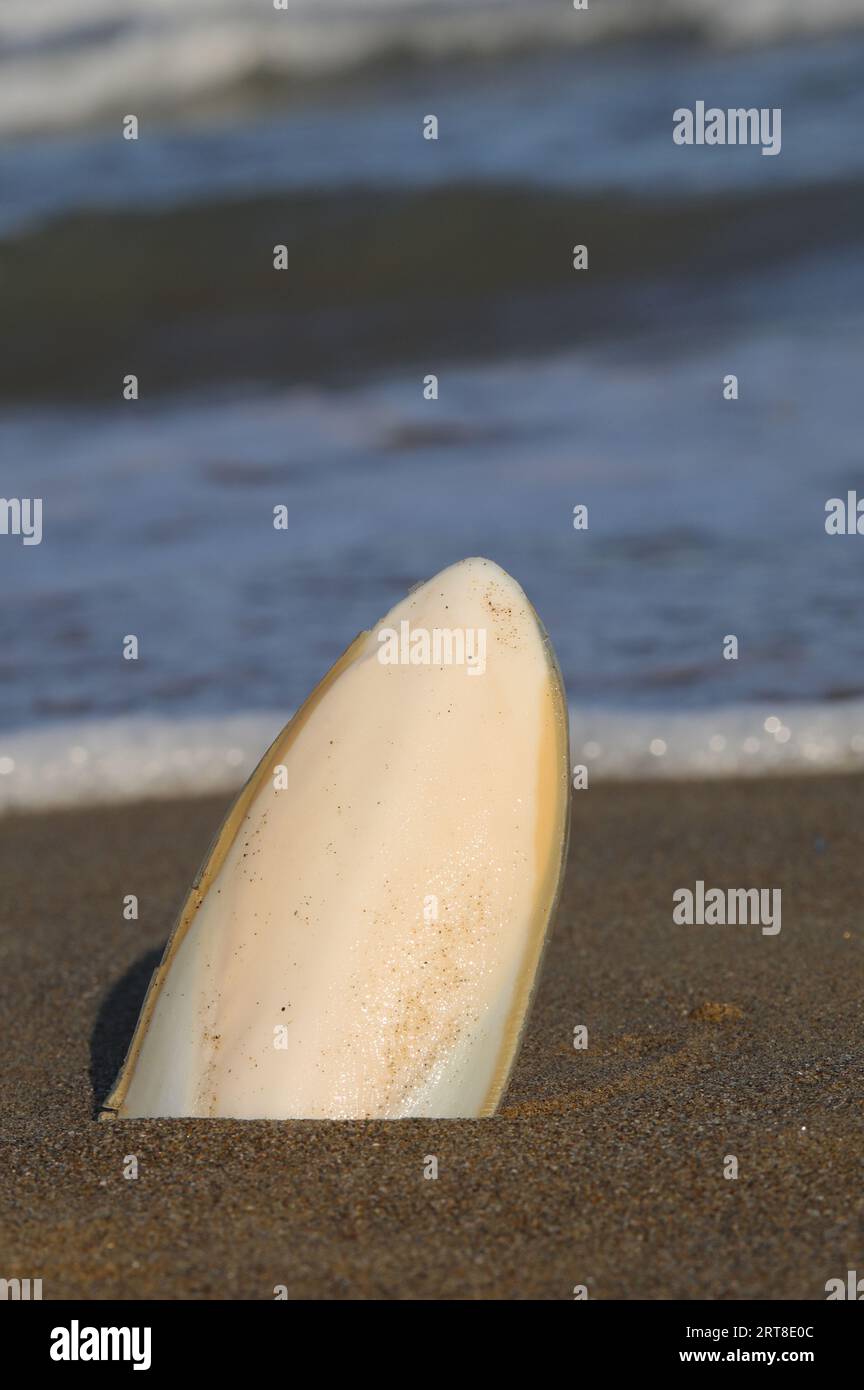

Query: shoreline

[1,775,860,1299]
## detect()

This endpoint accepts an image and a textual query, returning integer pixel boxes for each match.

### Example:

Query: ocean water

[2,0,864,809]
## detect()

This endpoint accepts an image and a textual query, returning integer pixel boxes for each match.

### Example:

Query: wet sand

[0,776,861,1299]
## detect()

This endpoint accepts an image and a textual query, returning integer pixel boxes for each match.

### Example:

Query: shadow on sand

[89,946,165,1117]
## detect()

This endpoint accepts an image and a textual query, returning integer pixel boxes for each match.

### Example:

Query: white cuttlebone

[103,557,570,1119]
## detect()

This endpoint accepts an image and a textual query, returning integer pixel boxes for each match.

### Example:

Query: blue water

[3,5,864,763]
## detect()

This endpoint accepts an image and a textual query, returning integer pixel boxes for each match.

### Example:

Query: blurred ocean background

[3,0,864,808]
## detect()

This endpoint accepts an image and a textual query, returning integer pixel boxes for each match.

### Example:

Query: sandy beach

[0,773,860,1300]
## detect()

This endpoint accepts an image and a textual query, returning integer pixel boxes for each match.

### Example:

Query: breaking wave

[2,0,864,136]
[3,699,864,813]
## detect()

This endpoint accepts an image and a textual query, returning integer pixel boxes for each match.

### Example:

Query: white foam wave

[0,713,282,815]
[569,702,864,781]
[1,0,862,137]
[2,700,864,814]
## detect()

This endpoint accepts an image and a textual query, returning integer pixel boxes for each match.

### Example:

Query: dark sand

[1,777,861,1300]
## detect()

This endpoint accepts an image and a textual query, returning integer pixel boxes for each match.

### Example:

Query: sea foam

[2,0,863,137]
[2,700,864,813]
